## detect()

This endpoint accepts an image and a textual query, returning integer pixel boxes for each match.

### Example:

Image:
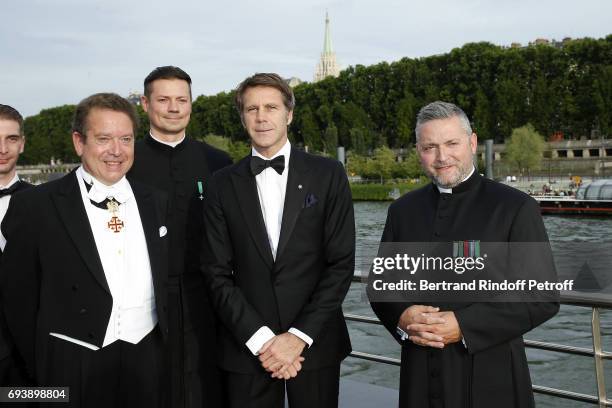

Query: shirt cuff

[288,327,313,348]
[245,326,275,355]
[396,326,409,341]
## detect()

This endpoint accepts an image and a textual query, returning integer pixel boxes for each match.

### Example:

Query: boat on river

[535,179,612,215]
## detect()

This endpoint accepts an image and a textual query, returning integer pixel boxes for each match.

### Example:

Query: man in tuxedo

[128,66,231,408]
[0,104,33,386]
[202,73,355,408]
[0,93,168,407]
[369,101,558,408]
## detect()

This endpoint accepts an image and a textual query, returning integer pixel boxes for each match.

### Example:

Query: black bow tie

[0,181,22,198]
[250,155,285,176]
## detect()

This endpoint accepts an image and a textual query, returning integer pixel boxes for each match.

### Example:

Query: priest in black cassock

[369,101,559,408]
[128,66,232,408]
[0,104,33,387]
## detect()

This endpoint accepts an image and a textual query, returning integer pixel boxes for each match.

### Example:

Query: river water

[340,201,612,407]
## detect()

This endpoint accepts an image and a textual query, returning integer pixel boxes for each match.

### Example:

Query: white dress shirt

[0,174,20,251]
[49,167,157,350]
[245,141,314,355]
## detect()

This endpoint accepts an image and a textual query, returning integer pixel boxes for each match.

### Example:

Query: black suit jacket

[202,148,355,374]
[0,180,34,362]
[369,173,559,408]
[0,171,168,381]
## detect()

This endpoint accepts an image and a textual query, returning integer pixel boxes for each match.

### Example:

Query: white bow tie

[87,180,130,204]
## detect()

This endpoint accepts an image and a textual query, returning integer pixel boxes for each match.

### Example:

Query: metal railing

[345,281,612,407]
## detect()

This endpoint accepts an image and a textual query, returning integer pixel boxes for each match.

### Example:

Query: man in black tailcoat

[202,73,355,408]
[128,66,231,408]
[0,104,33,387]
[1,93,169,407]
[369,101,559,408]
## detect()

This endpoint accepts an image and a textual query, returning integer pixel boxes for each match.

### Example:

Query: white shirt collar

[149,131,185,148]
[0,174,20,190]
[436,166,475,194]
[77,166,133,204]
[251,139,291,174]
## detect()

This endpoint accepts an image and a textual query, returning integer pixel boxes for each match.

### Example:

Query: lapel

[230,157,275,269]
[130,180,164,290]
[276,148,311,261]
[51,171,110,294]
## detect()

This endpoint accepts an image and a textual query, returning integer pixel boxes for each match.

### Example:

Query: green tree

[346,152,368,177]
[203,134,250,162]
[298,107,322,151]
[203,134,230,151]
[322,124,339,156]
[349,127,368,155]
[369,146,396,182]
[394,150,423,179]
[228,140,251,162]
[395,93,417,147]
[505,124,545,175]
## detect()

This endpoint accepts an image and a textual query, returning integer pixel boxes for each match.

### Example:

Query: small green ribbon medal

[197,181,204,200]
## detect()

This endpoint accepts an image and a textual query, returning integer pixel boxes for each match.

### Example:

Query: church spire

[314,11,340,82]
[323,11,333,54]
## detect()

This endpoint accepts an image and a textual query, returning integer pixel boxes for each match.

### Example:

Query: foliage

[203,134,251,162]
[347,147,423,180]
[19,36,612,164]
[350,180,428,201]
[505,124,545,175]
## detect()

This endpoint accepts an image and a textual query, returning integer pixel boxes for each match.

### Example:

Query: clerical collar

[436,166,476,194]
[251,140,291,172]
[0,173,19,190]
[149,131,185,148]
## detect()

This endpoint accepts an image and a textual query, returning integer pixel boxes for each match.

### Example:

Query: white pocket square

[159,226,167,237]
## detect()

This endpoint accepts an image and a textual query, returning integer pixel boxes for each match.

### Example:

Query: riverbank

[350,180,427,201]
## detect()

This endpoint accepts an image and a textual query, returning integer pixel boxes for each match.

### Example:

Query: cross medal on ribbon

[106,200,125,233]
[197,181,204,200]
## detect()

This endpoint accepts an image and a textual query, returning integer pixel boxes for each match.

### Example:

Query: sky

[1,0,611,117]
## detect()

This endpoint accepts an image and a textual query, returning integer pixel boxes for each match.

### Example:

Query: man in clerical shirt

[128,66,231,408]
[369,101,559,408]
[1,93,169,407]
[0,104,33,387]
[202,73,354,408]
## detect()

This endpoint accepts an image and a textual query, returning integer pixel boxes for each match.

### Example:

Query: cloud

[1,0,610,116]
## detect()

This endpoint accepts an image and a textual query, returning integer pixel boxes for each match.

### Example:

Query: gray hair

[415,101,472,141]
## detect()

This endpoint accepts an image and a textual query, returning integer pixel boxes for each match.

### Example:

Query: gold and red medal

[106,200,124,233]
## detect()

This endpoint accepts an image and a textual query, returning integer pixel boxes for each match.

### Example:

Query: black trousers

[167,275,225,408]
[224,363,341,408]
[0,353,31,386]
[41,326,166,408]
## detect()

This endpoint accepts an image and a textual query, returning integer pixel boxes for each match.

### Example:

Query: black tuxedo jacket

[202,148,355,374]
[0,180,34,362]
[0,171,168,381]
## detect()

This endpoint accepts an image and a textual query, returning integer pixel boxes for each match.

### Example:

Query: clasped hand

[398,305,462,348]
[258,332,306,380]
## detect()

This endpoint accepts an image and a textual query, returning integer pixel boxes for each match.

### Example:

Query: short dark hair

[0,104,24,135]
[234,73,295,118]
[72,93,138,137]
[144,66,192,98]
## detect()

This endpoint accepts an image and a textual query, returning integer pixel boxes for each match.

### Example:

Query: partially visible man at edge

[0,104,33,387]
[369,101,559,408]
[128,66,232,408]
